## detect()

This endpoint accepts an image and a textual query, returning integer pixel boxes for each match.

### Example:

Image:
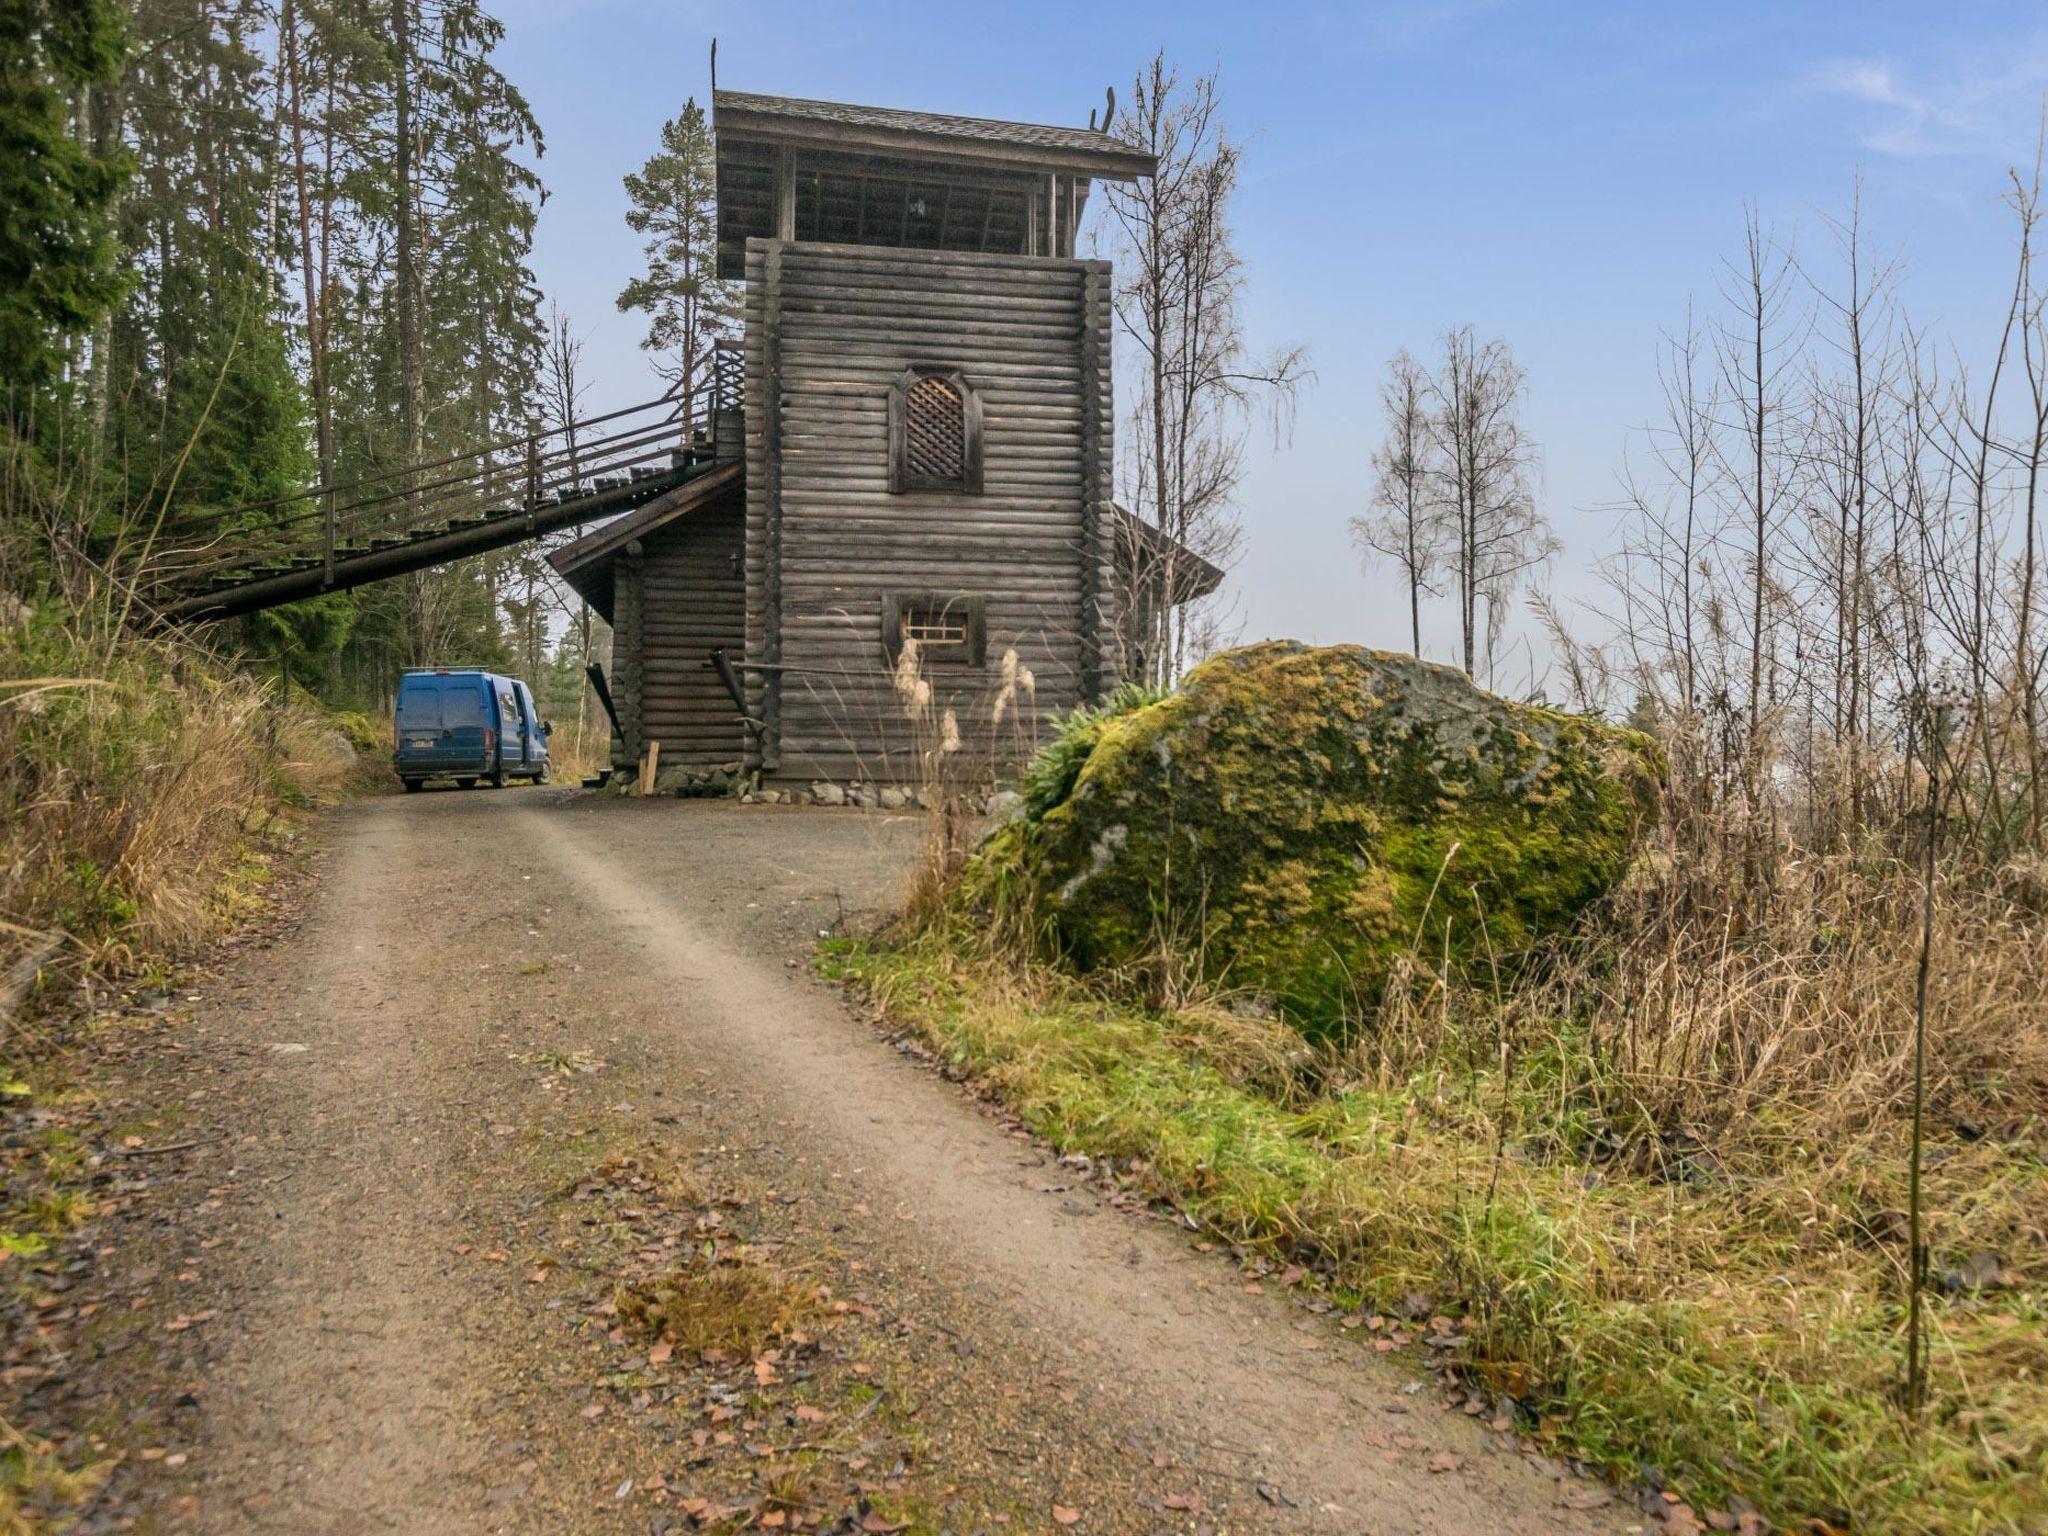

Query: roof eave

[547,461,744,580]
[713,102,1156,182]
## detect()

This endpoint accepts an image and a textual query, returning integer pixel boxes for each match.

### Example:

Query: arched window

[888,367,983,493]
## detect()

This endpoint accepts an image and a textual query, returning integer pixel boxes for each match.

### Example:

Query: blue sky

[497,0,2048,681]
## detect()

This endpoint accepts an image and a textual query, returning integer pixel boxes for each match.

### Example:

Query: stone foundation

[604,763,1019,818]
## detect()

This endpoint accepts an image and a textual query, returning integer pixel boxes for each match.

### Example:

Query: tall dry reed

[0,599,351,1001]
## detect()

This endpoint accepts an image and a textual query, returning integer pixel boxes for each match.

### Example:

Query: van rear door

[438,678,491,770]
[517,681,547,773]
[492,678,526,772]
[395,676,442,770]
[396,675,489,774]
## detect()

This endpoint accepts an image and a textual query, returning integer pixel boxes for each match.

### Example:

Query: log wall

[635,490,748,769]
[742,237,1119,783]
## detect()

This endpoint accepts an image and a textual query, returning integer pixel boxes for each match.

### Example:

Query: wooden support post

[640,739,660,795]
[776,147,796,241]
[321,486,336,587]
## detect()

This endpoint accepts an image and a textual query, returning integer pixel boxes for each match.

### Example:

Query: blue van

[393,668,551,791]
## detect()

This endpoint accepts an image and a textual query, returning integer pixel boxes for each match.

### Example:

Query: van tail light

[483,727,496,756]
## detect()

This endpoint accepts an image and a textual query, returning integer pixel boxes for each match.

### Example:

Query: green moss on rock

[970,642,1660,1039]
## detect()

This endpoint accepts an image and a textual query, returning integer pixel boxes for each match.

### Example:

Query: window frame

[880,592,988,669]
[887,366,984,494]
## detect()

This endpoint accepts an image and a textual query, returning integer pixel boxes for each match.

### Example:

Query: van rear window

[395,682,442,731]
[397,678,487,730]
[441,685,486,728]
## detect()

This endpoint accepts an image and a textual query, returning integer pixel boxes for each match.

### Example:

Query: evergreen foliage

[617,98,737,399]
[0,0,127,401]
[2,0,556,706]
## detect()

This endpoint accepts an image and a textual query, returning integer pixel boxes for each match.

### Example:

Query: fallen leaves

[1051,1503,1081,1526]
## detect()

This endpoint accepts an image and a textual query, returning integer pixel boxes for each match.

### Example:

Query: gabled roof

[546,461,743,622]
[713,90,1156,180]
[1111,504,1225,603]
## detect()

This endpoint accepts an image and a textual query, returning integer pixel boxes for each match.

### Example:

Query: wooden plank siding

[743,237,1119,784]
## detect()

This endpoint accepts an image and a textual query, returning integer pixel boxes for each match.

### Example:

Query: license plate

[410,738,433,749]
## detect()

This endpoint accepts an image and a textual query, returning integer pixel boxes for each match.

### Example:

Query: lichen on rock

[968,642,1660,1040]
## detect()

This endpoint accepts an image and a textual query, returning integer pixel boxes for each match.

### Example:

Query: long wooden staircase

[132,347,743,625]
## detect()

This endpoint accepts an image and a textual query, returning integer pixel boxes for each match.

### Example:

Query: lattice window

[889,367,983,493]
[904,376,965,483]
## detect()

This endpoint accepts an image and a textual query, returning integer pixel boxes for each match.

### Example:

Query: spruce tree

[0,0,127,406]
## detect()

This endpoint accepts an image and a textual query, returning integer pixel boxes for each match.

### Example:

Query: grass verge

[822,924,2047,1536]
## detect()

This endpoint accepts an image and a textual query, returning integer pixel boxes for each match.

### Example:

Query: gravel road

[94,787,1630,1535]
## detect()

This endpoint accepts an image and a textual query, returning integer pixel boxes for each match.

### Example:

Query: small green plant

[47,859,135,938]
[1017,680,1163,823]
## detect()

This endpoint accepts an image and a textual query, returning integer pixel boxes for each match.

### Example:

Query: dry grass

[0,600,352,996]
[1352,822,2048,1159]
[891,640,1038,928]
[617,1249,824,1361]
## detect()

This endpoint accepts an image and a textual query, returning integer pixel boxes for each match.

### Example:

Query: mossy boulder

[971,642,1659,1038]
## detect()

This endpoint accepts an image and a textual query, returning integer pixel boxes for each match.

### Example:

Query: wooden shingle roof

[713,90,1156,179]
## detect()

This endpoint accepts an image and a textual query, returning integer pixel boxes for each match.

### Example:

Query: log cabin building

[549,88,1221,790]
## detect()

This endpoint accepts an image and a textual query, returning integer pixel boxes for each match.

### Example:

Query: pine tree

[617,99,736,416]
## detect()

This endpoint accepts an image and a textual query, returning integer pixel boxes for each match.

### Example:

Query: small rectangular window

[882,593,986,667]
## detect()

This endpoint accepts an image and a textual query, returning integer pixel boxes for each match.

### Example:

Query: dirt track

[90,789,1632,1534]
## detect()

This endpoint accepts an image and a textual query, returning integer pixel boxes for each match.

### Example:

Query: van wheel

[401,778,422,793]
[534,763,550,785]
[489,767,506,788]
[456,777,478,790]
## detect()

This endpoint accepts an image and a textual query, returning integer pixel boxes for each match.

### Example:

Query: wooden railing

[135,341,746,603]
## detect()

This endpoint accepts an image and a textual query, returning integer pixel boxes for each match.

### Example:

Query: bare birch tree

[1606,308,1720,713]
[1100,52,1309,685]
[1430,326,1550,680]
[541,302,588,486]
[1714,211,1801,825]
[1351,349,1440,657]
[540,302,599,760]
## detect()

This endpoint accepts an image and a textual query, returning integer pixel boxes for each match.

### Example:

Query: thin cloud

[1796,42,2048,159]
